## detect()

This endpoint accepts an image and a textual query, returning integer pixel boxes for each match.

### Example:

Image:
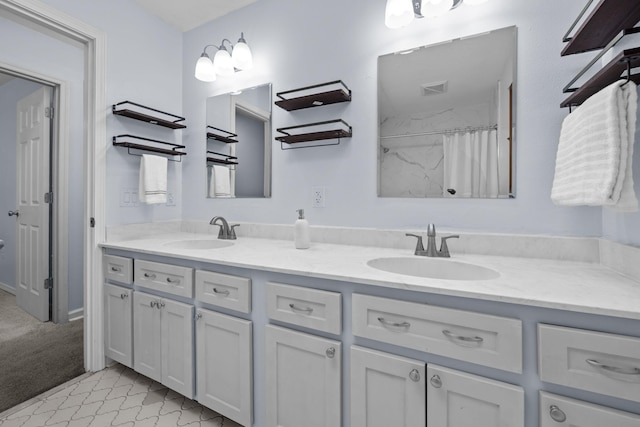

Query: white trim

[68,307,84,321]
[0,0,107,372]
[0,282,16,295]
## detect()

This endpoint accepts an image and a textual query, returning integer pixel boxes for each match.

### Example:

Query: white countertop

[101,232,640,321]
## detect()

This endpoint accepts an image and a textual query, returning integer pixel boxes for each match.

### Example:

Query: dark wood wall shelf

[206,126,238,144]
[113,134,187,159]
[562,0,640,56]
[275,80,351,111]
[276,119,352,149]
[112,101,187,129]
[207,151,238,166]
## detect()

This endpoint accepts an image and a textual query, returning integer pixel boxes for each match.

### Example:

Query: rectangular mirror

[206,83,272,198]
[378,26,517,198]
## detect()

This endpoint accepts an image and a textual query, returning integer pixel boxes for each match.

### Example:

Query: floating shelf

[275,80,351,111]
[562,0,640,56]
[207,151,238,166]
[561,48,640,108]
[206,126,238,144]
[112,101,187,129]
[113,134,187,159]
[276,119,352,149]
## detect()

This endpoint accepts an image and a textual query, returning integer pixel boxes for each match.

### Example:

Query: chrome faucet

[406,224,459,257]
[209,216,239,240]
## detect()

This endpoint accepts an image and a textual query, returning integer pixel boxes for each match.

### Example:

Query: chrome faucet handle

[229,224,240,240]
[438,235,460,258]
[406,233,425,255]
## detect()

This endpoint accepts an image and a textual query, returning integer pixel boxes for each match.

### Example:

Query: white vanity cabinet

[133,290,194,398]
[350,346,425,427]
[103,283,133,367]
[195,308,252,427]
[265,324,341,427]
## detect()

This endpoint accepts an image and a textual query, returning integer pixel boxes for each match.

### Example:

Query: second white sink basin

[367,257,500,281]
[163,239,234,250]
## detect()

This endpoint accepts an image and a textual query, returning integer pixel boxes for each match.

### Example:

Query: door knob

[8,210,19,217]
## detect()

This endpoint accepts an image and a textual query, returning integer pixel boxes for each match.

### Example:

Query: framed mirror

[206,83,272,198]
[378,26,517,198]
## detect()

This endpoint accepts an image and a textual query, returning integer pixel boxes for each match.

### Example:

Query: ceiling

[133,0,259,32]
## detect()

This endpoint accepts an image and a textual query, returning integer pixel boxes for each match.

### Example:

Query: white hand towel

[208,166,216,198]
[139,154,167,204]
[551,80,638,212]
[213,165,231,197]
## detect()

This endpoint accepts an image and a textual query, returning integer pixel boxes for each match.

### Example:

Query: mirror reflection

[206,83,272,198]
[378,26,517,198]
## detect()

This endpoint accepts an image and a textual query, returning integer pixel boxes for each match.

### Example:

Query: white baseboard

[68,307,84,321]
[0,282,15,295]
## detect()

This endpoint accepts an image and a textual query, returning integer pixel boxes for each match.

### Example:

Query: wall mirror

[378,26,517,198]
[206,83,272,198]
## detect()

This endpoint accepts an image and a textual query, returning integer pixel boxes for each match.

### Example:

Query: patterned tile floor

[0,364,241,427]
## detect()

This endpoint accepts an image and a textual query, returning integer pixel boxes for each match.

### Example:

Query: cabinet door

[427,364,524,427]
[350,346,425,427]
[104,283,133,367]
[265,325,341,427]
[196,309,252,426]
[161,298,194,398]
[133,291,162,382]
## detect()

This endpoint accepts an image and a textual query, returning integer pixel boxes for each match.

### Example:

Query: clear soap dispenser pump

[294,209,310,249]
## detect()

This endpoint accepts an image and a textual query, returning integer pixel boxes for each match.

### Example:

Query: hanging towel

[208,166,217,198]
[551,80,638,212]
[213,165,232,197]
[139,154,168,204]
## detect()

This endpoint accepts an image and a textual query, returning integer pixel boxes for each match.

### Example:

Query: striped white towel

[551,80,638,212]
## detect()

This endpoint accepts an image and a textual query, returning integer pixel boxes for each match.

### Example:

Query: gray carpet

[0,289,85,413]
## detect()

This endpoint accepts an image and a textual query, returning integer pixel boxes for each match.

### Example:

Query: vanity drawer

[195,270,251,314]
[538,324,640,402]
[104,254,133,285]
[134,259,194,298]
[266,282,342,335]
[352,294,522,373]
[539,392,640,427]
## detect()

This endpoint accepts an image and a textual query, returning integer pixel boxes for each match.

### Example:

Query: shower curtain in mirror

[443,129,499,198]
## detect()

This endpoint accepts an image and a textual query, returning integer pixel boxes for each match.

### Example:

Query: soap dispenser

[294,209,310,249]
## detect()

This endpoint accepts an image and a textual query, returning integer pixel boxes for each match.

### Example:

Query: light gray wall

[180,0,640,244]
[0,78,44,294]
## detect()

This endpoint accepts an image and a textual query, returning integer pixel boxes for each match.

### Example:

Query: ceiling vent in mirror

[421,80,448,96]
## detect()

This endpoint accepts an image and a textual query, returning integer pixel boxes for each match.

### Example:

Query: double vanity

[101,221,640,427]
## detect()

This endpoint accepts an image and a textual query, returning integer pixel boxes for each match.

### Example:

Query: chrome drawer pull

[586,359,640,375]
[149,301,157,308]
[213,288,230,296]
[289,303,313,314]
[377,317,410,329]
[549,405,566,423]
[143,272,156,279]
[110,266,121,272]
[442,329,484,345]
[120,293,128,299]
[166,277,180,284]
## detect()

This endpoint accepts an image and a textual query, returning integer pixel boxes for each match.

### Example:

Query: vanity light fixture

[195,32,253,82]
[385,0,487,28]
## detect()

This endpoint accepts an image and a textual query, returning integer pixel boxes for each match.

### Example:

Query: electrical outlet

[312,186,326,208]
[120,188,139,207]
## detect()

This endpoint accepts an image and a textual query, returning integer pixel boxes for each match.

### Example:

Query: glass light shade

[232,41,253,70]
[213,48,235,77]
[195,54,216,82]
[385,0,414,29]
[464,0,488,4]
[421,0,454,17]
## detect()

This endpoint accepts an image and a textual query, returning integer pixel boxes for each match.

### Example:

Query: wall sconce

[385,0,488,29]
[195,32,253,82]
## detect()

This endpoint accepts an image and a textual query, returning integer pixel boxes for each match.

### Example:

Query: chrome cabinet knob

[326,347,336,358]
[120,293,128,299]
[549,405,566,423]
[8,210,19,217]
[195,312,203,320]
[409,369,421,382]
[430,374,442,388]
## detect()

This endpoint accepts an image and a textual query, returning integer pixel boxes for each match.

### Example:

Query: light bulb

[232,34,253,70]
[213,47,234,77]
[385,0,414,29]
[421,0,454,18]
[195,53,216,82]
[464,0,488,4]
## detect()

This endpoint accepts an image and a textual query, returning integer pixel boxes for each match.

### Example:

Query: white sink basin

[367,257,500,281]
[163,239,234,250]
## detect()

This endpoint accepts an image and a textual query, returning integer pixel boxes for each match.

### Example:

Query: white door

[196,308,252,426]
[161,298,194,398]
[265,325,341,427]
[104,283,133,367]
[133,291,162,382]
[427,364,524,427]
[350,346,425,427]
[15,86,52,322]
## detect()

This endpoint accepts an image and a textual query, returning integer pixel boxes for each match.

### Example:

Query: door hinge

[44,277,53,290]
[44,192,53,203]
[90,217,95,228]
[45,106,54,119]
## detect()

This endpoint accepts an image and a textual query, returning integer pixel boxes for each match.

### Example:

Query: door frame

[0,0,107,372]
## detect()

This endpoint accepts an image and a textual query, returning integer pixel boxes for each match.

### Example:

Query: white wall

[180,0,638,241]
